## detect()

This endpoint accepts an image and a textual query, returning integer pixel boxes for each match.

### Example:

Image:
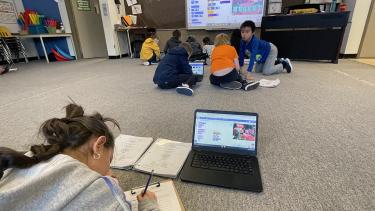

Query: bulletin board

[124,0,185,29]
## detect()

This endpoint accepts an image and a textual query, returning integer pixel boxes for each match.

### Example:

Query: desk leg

[115,31,122,58]
[127,30,133,58]
[33,39,40,60]
[40,37,49,63]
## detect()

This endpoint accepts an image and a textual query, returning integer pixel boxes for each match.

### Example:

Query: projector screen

[186,0,265,29]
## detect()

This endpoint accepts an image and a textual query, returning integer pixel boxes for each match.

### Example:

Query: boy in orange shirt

[210,33,259,91]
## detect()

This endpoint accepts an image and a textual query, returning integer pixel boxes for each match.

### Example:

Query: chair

[0,26,28,65]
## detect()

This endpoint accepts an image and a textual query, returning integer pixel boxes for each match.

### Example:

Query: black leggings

[209,69,243,86]
[158,74,198,89]
[148,52,157,63]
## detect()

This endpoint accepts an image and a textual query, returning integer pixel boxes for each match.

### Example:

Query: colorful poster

[232,0,264,15]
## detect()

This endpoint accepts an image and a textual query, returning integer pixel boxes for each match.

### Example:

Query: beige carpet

[354,59,375,67]
[0,58,374,211]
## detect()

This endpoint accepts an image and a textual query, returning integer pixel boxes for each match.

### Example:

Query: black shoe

[284,58,293,73]
[243,81,260,91]
[176,86,194,96]
[275,58,284,65]
[220,81,242,90]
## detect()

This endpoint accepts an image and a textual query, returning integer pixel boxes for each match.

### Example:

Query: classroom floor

[1,58,374,211]
[354,58,375,67]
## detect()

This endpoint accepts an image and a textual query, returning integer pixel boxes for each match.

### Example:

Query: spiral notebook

[124,180,185,211]
[111,135,191,178]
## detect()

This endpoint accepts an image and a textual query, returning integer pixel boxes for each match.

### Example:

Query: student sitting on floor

[140,28,161,66]
[164,30,182,54]
[186,36,208,63]
[0,103,160,211]
[210,33,259,91]
[153,43,199,96]
[239,20,293,78]
[202,37,214,59]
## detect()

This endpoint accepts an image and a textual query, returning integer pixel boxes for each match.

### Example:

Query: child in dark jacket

[153,43,199,96]
[164,30,182,53]
[239,20,293,79]
[186,36,208,63]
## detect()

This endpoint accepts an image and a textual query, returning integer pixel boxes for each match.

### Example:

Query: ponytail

[0,103,119,179]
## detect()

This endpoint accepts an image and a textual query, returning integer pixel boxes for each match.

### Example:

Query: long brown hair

[0,103,119,179]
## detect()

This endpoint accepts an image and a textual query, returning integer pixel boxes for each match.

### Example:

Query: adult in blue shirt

[239,20,293,79]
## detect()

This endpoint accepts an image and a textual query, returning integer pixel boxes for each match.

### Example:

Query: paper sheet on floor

[259,78,280,88]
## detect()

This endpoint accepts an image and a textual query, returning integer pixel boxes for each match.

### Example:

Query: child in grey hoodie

[0,103,160,211]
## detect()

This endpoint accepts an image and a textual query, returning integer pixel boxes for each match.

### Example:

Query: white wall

[58,0,75,56]
[99,0,129,57]
[340,0,372,54]
[359,2,375,58]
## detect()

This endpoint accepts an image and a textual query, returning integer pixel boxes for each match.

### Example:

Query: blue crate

[28,25,47,34]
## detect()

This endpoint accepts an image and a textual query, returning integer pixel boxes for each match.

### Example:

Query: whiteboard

[186,0,265,29]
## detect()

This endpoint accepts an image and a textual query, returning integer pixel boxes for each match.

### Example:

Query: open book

[124,180,185,211]
[111,135,191,178]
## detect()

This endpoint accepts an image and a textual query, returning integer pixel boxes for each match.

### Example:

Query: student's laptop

[189,62,204,82]
[180,109,263,192]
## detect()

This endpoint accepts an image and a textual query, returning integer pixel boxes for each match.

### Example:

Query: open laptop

[180,109,263,192]
[189,62,204,82]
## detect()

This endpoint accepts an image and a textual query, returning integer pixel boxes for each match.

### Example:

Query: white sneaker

[143,62,150,66]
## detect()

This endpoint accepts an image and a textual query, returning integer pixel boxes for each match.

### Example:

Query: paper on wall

[126,0,137,6]
[131,4,142,14]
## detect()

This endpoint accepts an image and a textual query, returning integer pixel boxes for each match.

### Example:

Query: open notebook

[124,180,185,211]
[111,135,191,178]
[111,135,154,169]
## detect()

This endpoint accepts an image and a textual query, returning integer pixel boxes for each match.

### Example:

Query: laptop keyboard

[192,152,254,175]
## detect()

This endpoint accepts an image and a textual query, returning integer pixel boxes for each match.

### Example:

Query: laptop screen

[190,62,204,75]
[193,111,257,154]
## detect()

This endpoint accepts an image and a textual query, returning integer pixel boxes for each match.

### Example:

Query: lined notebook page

[133,138,191,178]
[111,135,154,169]
[124,180,184,211]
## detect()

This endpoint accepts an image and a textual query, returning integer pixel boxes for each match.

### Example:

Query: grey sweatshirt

[164,37,181,53]
[0,154,159,211]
